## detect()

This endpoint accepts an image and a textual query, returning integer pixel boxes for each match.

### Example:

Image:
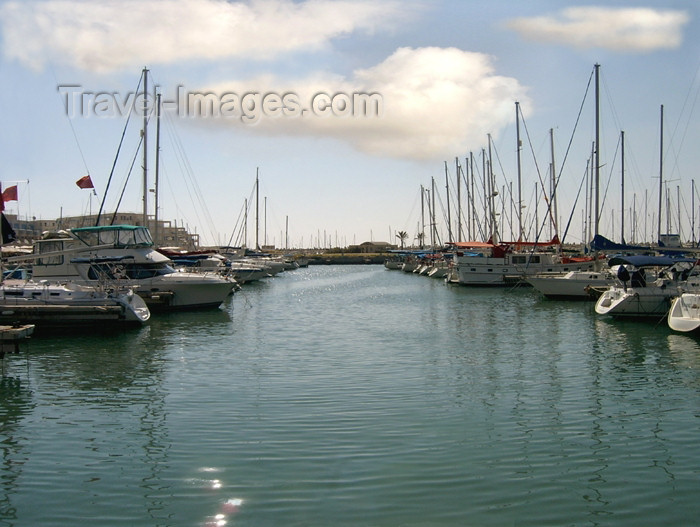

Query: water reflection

[2,320,176,525]
[666,333,700,371]
[3,267,700,525]
[0,376,34,524]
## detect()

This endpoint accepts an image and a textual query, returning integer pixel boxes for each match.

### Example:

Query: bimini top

[607,255,697,268]
[70,225,154,248]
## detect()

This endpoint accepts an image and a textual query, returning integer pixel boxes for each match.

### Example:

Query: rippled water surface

[2,265,700,526]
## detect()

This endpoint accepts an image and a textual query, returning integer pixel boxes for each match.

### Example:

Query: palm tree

[396,230,408,249]
[415,232,425,249]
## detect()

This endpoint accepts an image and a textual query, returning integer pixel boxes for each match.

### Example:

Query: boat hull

[595,286,673,318]
[27,227,236,312]
[668,293,700,332]
[455,256,596,286]
[527,271,616,300]
[0,282,150,330]
[135,272,235,310]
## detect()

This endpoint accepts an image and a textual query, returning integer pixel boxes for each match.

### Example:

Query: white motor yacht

[21,225,236,311]
[0,279,150,329]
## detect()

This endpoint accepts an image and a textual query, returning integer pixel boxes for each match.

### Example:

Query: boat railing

[69,256,141,296]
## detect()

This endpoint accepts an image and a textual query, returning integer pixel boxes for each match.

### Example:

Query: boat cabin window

[512,254,542,265]
[99,230,118,245]
[132,228,153,246]
[75,231,100,247]
[36,240,64,265]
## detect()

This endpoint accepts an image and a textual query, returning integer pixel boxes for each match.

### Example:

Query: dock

[0,324,35,359]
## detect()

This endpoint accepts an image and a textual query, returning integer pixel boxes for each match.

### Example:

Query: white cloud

[505,7,689,51]
[0,0,407,72]
[188,47,530,160]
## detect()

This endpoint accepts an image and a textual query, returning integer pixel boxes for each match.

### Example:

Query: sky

[1,0,699,249]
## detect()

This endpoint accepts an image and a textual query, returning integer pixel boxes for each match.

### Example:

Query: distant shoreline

[303,253,387,265]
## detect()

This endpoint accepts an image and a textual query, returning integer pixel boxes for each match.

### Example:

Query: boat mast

[142,67,148,228]
[549,128,558,243]
[255,168,260,250]
[589,141,595,244]
[470,153,475,240]
[632,193,637,243]
[482,148,487,242]
[456,157,461,243]
[487,137,498,243]
[677,185,681,242]
[444,161,452,243]
[621,130,625,243]
[693,180,696,245]
[431,177,437,249]
[666,187,671,236]
[515,102,523,241]
[657,104,664,243]
[420,184,425,249]
[154,91,161,246]
[594,64,600,243]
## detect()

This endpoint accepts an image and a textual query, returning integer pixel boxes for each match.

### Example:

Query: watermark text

[57,84,383,123]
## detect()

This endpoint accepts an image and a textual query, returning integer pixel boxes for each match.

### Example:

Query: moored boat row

[386,242,700,334]
[0,224,303,333]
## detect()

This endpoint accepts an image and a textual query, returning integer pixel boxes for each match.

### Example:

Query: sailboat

[452,105,596,286]
[594,255,699,319]
[526,64,621,299]
[452,237,596,286]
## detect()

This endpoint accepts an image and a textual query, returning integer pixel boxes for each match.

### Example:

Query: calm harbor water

[2,264,700,526]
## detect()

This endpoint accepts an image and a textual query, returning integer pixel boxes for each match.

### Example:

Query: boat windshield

[73,226,154,248]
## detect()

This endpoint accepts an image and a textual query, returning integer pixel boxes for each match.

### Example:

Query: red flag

[2,185,17,202]
[76,175,94,189]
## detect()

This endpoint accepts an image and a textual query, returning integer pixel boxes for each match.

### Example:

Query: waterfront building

[3,212,200,250]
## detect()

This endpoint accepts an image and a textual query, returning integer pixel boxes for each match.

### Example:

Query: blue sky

[1,0,699,248]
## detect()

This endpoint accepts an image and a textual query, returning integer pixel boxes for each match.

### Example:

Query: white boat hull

[134,272,235,310]
[402,262,420,273]
[595,286,673,318]
[0,281,150,328]
[455,255,596,286]
[668,293,700,332]
[527,271,615,299]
